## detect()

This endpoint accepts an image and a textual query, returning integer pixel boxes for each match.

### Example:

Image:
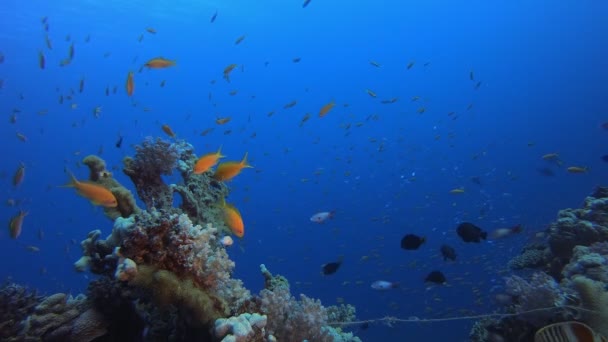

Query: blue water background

[1,0,607,340]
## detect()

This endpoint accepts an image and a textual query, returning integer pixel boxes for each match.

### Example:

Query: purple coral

[123,137,178,209]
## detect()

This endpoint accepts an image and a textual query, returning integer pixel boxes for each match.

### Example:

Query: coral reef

[472,187,608,341]
[508,242,552,270]
[562,242,608,283]
[0,283,41,340]
[19,293,107,342]
[548,186,608,259]
[504,272,575,314]
[3,136,360,341]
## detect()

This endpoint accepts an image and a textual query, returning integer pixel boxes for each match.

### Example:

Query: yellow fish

[450,188,465,194]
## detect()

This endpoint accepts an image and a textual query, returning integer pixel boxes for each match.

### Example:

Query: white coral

[214,313,267,342]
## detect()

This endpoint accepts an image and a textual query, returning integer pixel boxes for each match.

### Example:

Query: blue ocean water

[1,0,607,340]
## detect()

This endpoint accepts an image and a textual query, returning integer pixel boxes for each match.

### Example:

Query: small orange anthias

[213,152,252,181]
[144,57,176,69]
[62,171,118,207]
[193,147,224,174]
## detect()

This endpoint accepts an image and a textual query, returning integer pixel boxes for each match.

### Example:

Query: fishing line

[329,305,599,327]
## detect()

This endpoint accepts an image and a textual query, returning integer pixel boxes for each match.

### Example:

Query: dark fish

[440,245,456,261]
[400,234,425,250]
[293,57,301,63]
[470,176,482,186]
[302,0,312,8]
[0,52,5,63]
[456,222,487,243]
[537,167,555,177]
[359,322,369,330]
[425,271,446,284]
[210,10,218,23]
[601,155,608,163]
[115,135,123,148]
[321,259,342,275]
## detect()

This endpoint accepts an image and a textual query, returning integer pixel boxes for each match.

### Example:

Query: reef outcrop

[4,137,359,341]
[471,187,608,341]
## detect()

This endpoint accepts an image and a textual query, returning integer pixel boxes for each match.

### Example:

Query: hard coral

[214,313,267,342]
[20,293,107,342]
[508,243,552,270]
[562,242,608,283]
[504,272,575,314]
[0,283,41,340]
[548,186,608,259]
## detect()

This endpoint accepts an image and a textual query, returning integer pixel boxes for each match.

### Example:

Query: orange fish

[223,64,237,82]
[161,124,176,137]
[13,163,25,187]
[62,171,118,207]
[215,117,231,125]
[222,201,244,237]
[213,152,252,181]
[319,101,335,117]
[193,147,225,174]
[126,71,134,96]
[9,210,27,239]
[144,57,176,69]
